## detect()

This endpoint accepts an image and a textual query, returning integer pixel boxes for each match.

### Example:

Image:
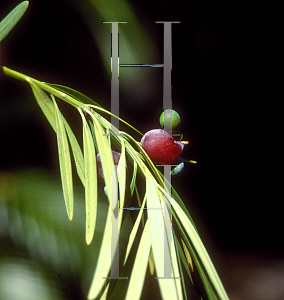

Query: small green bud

[159,109,181,133]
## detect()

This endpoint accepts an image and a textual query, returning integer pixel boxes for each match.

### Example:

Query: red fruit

[140,129,184,165]
[96,151,121,182]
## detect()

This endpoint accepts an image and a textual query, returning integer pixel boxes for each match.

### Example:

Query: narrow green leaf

[0,1,29,43]
[130,159,137,196]
[123,194,146,265]
[87,110,120,299]
[170,233,183,300]
[30,82,85,186]
[117,137,126,230]
[91,111,118,206]
[156,187,183,300]
[156,169,198,232]
[148,249,155,276]
[45,83,103,108]
[30,81,56,130]
[171,197,229,300]
[79,109,97,245]
[173,207,216,300]
[51,95,74,221]
[159,184,219,300]
[125,220,151,300]
[173,233,189,300]
[65,122,85,186]
[181,238,194,272]
[87,104,143,136]
[160,185,219,299]
[7,70,85,108]
[105,126,111,145]
[99,283,109,300]
[87,205,113,299]
[146,171,180,300]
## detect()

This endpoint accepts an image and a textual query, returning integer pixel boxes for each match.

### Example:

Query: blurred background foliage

[0,0,283,299]
[0,168,134,299]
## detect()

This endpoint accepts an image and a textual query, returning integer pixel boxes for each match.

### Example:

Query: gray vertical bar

[103,21,128,280]
[163,165,172,278]
[163,23,172,114]
[104,165,127,279]
[103,21,127,135]
[156,21,180,135]
[156,21,181,280]
[111,165,119,278]
[111,22,119,133]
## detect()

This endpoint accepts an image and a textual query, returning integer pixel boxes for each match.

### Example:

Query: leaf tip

[86,234,93,245]
[68,212,73,221]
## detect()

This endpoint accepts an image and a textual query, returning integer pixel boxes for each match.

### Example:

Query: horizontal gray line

[155,21,181,23]
[102,21,127,23]
[121,207,165,210]
[119,64,164,67]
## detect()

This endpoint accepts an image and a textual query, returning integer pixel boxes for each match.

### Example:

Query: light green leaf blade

[99,283,109,300]
[129,159,137,196]
[65,122,85,186]
[87,104,143,136]
[160,185,220,299]
[156,168,198,232]
[29,81,56,130]
[51,95,74,221]
[156,187,183,300]
[125,220,151,300]
[87,111,119,299]
[173,205,216,300]
[171,198,229,300]
[174,234,189,300]
[45,83,103,108]
[0,1,29,43]
[87,205,112,299]
[79,109,97,245]
[171,234,183,299]
[29,82,85,186]
[117,137,126,230]
[91,111,118,206]
[146,171,180,300]
[123,194,146,265]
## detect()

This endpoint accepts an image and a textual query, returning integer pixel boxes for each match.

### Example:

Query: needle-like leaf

[123,194,146,265]
[181,238,194,272]
[0,1,29,43]
[46,83,103,108]
[125,220,151,300]
[91,111,118,206]
[79,109,97,245]
[87,205,112,299]
[146,171,180,300]
[173,233,189,300]
[30,82,85,186]
[117,137,126,229]
[171,197,229,300]
[130,159,137,197]
[51,95,74,220]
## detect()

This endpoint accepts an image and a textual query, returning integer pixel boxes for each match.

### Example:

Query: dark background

[0,0,282,299]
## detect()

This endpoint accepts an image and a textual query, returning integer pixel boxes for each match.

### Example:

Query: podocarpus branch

[2,65,229,300]
[1,2,229,299]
